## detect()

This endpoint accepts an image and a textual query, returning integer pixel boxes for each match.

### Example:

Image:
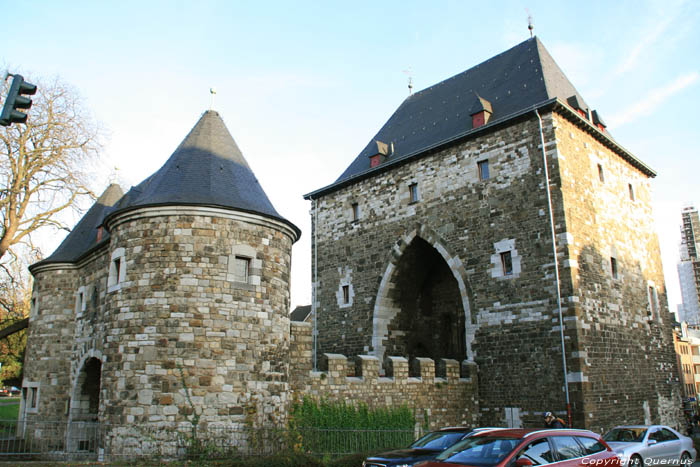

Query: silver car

[602,425,696,466]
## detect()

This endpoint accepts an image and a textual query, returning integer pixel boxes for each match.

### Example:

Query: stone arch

[372,224,476,363]
[70,353,103,422]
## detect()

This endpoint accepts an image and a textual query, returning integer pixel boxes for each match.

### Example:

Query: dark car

[416,428,620,467]
[363,427,502,467]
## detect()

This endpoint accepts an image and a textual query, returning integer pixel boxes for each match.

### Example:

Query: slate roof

[31,184,124,267]
[290,305,312,322]
[305,36,648,199]
[32,111,300,270]
[109,111,299,238]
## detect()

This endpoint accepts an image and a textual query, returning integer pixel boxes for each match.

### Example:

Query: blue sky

[3,0,699,313]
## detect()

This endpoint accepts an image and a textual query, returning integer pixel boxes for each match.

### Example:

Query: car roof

[472,428,601,439]
[609,425,664,430]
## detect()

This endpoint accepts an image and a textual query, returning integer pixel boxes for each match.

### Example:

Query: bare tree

[0,73,102,261]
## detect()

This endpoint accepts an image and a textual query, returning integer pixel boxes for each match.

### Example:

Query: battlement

[317,353,474,383]
[289,321,479,429]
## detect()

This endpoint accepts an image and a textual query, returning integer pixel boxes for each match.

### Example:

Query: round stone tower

[100,111,300,427]
[25,111,300,444]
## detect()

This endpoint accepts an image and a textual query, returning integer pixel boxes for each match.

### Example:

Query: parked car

[602,425,696,467]
[362,427,503,467]
[415,428,620,467]
[0,388,9,397]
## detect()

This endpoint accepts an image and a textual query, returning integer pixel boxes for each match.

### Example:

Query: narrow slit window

[478,160,490,181]
[610,257,618,279]
[113,258,121,283]
[233,256,250,283]
[342,285,350,304]
[597,164,605,182]
[409,183,419,203]
[501,251,513,276]
[628,183,635,201]
[351,202,359,221]
[649,286,659,320]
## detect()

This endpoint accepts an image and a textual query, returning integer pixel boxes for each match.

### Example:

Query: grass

[0,398,19,421]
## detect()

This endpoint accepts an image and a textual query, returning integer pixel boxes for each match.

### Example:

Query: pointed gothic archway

[372,225,476,363]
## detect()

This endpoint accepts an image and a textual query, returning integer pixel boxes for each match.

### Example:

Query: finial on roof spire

[403,68,413,95]
[209,87,217,110]
[527,9,534,38]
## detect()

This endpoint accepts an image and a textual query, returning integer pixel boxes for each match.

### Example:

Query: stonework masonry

[19,42,684,458]
[308,107,682,431]
[289,322,479,430]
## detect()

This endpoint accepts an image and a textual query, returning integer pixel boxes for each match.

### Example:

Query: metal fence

[0,419,414,462]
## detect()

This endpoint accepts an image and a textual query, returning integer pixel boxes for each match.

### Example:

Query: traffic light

[0,74,37,126]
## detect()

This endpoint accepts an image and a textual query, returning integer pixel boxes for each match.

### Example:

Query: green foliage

[288,396,415,457]
[290,396,414,430]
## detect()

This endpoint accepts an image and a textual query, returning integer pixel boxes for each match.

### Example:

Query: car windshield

[603,428,647,443]
[435,436,520,466]
[411,431,467,450]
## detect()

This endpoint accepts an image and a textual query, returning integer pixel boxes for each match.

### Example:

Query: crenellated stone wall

[289,322,479,429]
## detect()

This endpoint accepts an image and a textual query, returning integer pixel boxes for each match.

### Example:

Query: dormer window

[368,140,390,168]
[592,110,607,132]
[567,95,589,120]
[470,95,493,129]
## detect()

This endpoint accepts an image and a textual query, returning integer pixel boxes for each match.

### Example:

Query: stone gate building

[304,37,681,431]
[19,36,681,458]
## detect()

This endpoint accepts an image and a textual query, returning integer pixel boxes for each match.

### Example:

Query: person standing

[544,411,565,428]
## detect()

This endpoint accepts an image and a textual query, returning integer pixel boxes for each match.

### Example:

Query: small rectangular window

[501,251,513,276]
[351,203,359,221]
[610,257,618,279]
[30,387,37,409]
[113,258,121,283]
[478,160,490,181]
[342,285,350,304]
[233,256,250,283]
[649,286,659,320]
[409,183,419,203]
[597,164,605,182]
[628,183,635,201]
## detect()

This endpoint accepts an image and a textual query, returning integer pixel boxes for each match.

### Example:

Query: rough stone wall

[311,113,572,426]
[310,109,679,429]
[23,267,80,420]
[101,208,295,427]
[289,322,479,429]
[552,115,682,432]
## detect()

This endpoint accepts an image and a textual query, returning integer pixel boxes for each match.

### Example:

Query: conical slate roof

[33,111,300,271]
[32,184,124,267]
[111,111,298,237]
[306,37,601,197]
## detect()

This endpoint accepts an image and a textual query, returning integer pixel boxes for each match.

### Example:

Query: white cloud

[612,15,674,78]
[607,72,699,128]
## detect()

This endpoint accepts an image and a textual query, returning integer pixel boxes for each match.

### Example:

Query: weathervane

[402,68,413,95]
[209,87,217,110]
[527,9,534,38]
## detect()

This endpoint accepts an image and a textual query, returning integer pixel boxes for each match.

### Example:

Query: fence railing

[0,419,414,462]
